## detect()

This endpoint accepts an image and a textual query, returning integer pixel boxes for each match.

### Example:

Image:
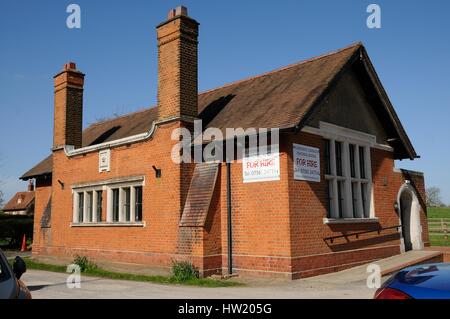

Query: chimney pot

[28,180,34,192]
[167,6,188,20]
[64,62,77,70]
[175,6,188,17]
[167,9,176,20]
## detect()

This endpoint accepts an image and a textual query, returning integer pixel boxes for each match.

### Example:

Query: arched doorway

[397,183,424,252]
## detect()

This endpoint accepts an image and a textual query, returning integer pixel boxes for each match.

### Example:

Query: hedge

[0,213,33,249]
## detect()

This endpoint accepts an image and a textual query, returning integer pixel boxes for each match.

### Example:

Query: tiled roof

[20,42,416,179]
[3,191,35,211]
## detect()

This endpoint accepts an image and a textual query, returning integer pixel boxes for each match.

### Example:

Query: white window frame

[303,122,376,222]
[73,188,102,224]
[71,176,145,227]
[106,182,143,224]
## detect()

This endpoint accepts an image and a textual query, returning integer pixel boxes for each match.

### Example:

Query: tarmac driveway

[22,269,378,299]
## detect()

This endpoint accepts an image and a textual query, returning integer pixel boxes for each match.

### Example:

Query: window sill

[70,222,145,227]
[323,218,379,225]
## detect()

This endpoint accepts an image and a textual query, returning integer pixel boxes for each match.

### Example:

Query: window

[335,141,343,177]
[324,138,373,219]
[73,189,102,223]
[359,146,366,179]
[86,191,93,222]
[351,182,358,217]
[349,144,356,178]
[78,192,84,223]
[106,184,143,223]
[135,186,143,222]
[123,188,131,222]
[72,178,144,225]
[112,189,119,222]
[324,140,331,175]
[96,190,103,222]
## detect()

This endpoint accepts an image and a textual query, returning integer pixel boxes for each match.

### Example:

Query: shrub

[171,260,199,282]
[73,255,97,272]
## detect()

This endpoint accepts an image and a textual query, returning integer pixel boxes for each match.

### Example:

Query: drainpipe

[226,162,233,275]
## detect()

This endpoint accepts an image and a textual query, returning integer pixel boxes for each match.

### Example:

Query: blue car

[375,263,450,299]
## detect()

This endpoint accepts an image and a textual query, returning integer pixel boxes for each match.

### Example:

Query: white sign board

[243,151,280,183]
[293,144,320,182]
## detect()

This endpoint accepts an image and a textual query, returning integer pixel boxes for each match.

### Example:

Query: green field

[428,207,450,247]
[428,207,450,219]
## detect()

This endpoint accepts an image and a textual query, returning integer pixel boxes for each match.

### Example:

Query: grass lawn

[10,257,242,288]
[428,207,450,219]
[428,207,450,247]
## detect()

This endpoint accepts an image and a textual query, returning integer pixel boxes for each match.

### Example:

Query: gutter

[59,116,196,157]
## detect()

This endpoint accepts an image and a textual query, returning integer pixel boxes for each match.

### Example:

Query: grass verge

[12,257,242,288]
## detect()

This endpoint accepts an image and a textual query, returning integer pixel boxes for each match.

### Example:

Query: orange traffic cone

[20,234,27,252]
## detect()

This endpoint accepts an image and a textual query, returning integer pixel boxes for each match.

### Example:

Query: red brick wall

[218,144,292,277]
[35,121,213,272]
[32,178,52,253]
[284,132,402,277]
[33,127,427,279]
[211,131,426,279]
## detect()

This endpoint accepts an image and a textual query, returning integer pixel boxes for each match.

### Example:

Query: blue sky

[0,0,449,204]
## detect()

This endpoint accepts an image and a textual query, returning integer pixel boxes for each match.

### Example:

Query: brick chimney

[53,62,84,150]
[156,6,199,121]
[28,180,34,192]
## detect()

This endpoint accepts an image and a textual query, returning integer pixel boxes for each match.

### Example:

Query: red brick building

[20,7,429,279]
[2,181,35,216]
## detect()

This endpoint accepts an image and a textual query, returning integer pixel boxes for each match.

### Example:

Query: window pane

[112,189,119,222]
[78,193,84,223]
[337,181,344,218]
[361,183,368,218]
[351,182,358,218]
[335,141,343,176]
[326,180,333,218]
[349,144,356,178]
[324,139,331,175]
[359,146,366,179]
[135,186,143,222]
[124,188,131,222]
[87,191,93,222]
[96,191,102,222]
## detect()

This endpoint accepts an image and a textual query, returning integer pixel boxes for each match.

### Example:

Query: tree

[426,187,443,207]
